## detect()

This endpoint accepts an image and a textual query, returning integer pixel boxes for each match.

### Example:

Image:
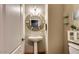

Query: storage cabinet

[68,31,79,41]
[69,43,79,54]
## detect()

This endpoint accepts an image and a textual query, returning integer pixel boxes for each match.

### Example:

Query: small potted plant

[71,25,77,30]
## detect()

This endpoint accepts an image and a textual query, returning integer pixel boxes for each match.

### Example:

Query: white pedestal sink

[28,36,43,54]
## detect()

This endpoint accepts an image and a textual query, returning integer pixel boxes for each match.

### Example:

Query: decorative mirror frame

[25,15,45,31]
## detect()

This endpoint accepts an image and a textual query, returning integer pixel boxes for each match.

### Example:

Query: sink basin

[28,36,43,42]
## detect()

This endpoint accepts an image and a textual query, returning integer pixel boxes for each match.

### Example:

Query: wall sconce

[30,6,41,15]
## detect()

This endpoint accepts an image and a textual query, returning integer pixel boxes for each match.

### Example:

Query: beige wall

[48,4,64,53]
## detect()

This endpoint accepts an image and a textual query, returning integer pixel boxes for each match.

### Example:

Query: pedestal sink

[28,36,43,54]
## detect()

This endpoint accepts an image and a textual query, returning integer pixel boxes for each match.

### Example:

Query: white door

[0,4,23,53]
[0,5,4,53]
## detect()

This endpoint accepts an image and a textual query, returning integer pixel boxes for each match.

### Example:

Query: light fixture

[30,6,41,15]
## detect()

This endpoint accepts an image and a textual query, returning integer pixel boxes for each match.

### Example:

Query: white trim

[45,4,48,54]
[22,4,25,39]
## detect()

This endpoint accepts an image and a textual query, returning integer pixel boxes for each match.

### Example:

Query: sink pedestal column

[28,36,43,54]
[34,42,38,54]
